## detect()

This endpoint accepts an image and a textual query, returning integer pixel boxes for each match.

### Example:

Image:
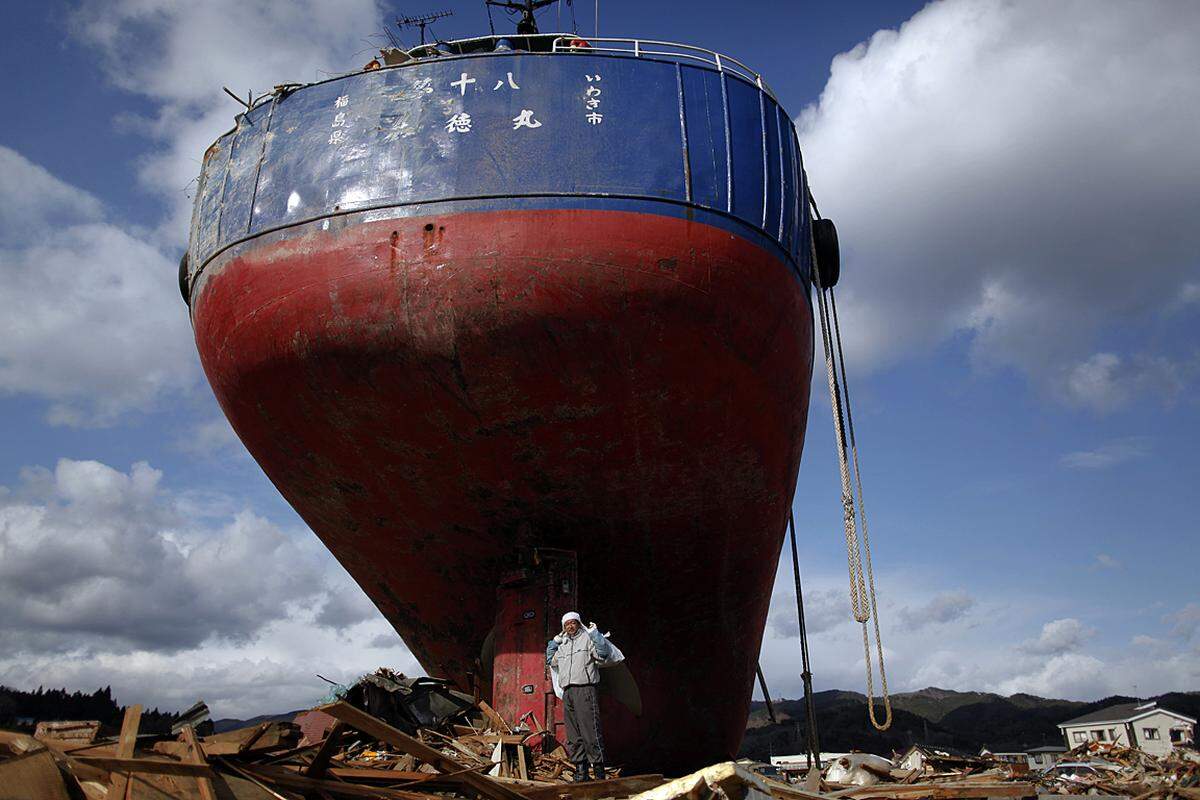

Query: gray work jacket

[546,627,611,688]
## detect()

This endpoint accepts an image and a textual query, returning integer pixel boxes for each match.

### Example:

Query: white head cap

[561,611,581,628]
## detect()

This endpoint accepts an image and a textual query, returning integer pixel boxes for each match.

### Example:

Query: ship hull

[192,202,812,770]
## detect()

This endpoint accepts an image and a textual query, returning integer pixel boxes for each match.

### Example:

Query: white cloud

[0,459,322,652]
[898,590,975,630]
[0,456,416,716]
[1177,283,1200,310]
[315,590,381,631]
[1167,603,1200,642]
[1019,618,1095,656]
[2,0,387,423]
[768,587,847,638]
[0,146,198,425]
[0,147,103,243]
[1091,553,1121,570]
[1057,353,1189,414]
[175,416,247,458]
[1061,437,1151,470]
[70,0,383,245]
[797,0,1200,409]
[993,653,1108,698]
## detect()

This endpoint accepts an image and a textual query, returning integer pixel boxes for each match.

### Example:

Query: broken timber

[319,700,534,800]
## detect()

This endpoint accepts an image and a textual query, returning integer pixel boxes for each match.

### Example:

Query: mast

[485,0,558,35]
[397,10,454,45]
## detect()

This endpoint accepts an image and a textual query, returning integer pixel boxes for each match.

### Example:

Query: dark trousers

[562,684,605,766]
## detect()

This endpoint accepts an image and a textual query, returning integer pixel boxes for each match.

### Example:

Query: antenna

[396,10,455,45]
[485,0,558,35]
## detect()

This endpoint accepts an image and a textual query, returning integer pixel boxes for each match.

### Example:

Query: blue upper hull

[188,43,811,290]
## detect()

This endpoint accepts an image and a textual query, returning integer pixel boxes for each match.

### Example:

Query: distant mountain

[740,688,1200,760]
[212,711,304,734]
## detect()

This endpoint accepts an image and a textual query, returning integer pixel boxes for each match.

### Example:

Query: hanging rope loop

[809,204,892,731]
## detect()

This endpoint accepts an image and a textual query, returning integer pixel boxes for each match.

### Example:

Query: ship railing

[551,36,778,102]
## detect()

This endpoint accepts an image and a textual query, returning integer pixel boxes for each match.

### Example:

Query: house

[978,748,1026,765]
[1058,701,1196,757]
[980,745,1067,771]
[897,744,987,774]
[1024,745,1068,770]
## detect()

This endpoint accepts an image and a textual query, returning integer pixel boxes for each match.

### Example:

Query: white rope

[810,231,892,731]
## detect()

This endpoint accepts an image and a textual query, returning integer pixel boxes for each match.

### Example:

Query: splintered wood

[0,693,660,800]
[3,692,1197,800]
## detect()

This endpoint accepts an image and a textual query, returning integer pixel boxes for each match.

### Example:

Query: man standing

[546,611,610,781]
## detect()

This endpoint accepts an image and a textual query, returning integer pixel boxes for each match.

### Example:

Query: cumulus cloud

[797,0,1200,409]
[1177,283,1200,310]
[993,653,1108,698]
[70,0,383,244]
[1019,618,1095,656]
[370,633,406,649]
[0,457,416,715]
[315,589,381,632]
[1167,603,1200,642]
[0,146,198,425]
[0,459,328,653]
[1057,354,1190,414]
[898,590,975,630]
[1061,437,1151,470]
[768,587,848,639]
[174,416,247,458]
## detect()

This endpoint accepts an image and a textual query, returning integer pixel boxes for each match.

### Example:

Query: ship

[182,4,837,773]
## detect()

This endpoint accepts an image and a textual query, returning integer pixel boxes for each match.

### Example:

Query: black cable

[789,510,822,771]
[816,274,849,455]
[829,289,858,453]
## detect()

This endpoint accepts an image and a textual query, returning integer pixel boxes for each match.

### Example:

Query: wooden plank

[0,749,72,800]
[839,782,1035,799]
[462,734,528,746]
[237,763,437,799]
[318,701,531,800]
[73,756,217,778]
[237,722,272,753]
[203,721,293,752]
[478,698,513,733]
[155,740,256,757]
[179,726,217,800]
[303,721,345,779]
[519,774,666,800]
[108,704,143,800]
[116,706,144,757]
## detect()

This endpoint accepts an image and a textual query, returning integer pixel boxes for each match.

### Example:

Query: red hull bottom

[192,208,813,771]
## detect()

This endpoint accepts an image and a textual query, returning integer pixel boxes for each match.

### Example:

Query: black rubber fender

[813,218,840,289]
[178,251,190,306]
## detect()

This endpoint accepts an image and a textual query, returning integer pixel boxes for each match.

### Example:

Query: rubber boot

[593,763,607,781]
[572,763,590,782]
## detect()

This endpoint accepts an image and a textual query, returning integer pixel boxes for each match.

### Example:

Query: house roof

[903,743,977,759]
[1027,746,1069,753]
[1058,701,1198,728]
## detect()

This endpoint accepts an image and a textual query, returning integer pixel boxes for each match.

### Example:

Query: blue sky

[1,0,1197,717]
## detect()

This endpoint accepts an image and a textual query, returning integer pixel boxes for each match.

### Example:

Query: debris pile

[4,673,1199,800]
[1030,741,1200,797]
[0,670,663,800]
[771,740,1200,799]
